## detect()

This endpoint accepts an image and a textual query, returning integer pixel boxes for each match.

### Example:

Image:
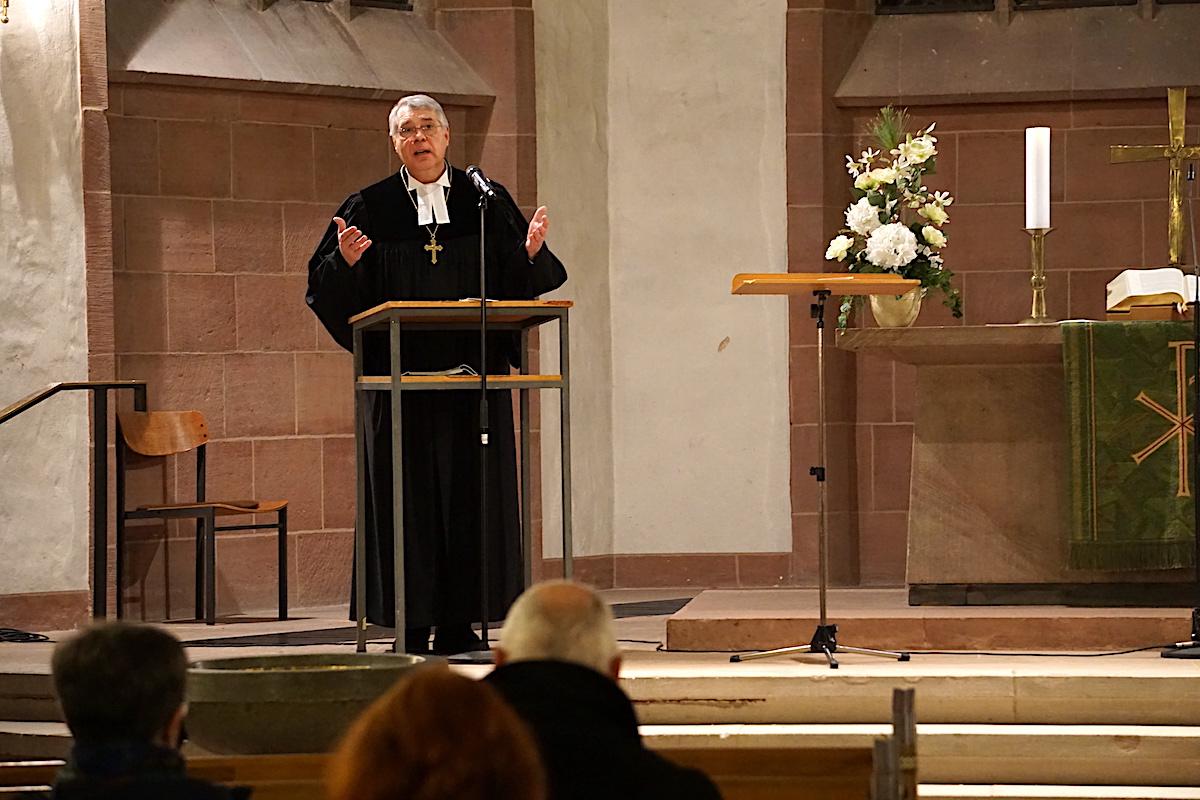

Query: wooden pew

[0,682,919,800]
[0,746,876,800]
[658,746,874,800]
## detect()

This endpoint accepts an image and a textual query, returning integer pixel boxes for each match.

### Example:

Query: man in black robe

[305,94,567,655]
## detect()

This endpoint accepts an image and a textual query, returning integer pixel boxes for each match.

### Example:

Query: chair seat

[136,500,288,515]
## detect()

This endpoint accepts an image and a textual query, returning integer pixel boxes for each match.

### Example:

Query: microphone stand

[477,191,493,653]
[1164,162,1200,659]
[448,186,497,665]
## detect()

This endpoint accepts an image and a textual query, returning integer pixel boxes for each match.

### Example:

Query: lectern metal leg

[520,328,532,589]
[390,319,406,653]
[560,312,573,579]
[354,326,368,653]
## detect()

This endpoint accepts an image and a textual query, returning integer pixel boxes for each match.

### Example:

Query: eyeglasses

[395,123,442,141]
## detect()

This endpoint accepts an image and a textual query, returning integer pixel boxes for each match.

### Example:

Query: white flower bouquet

[826,107,963,327]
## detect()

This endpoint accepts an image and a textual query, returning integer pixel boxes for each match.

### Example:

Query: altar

[837,325,1190,606]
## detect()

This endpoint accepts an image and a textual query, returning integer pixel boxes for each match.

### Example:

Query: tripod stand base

[446,648,495,664]
[1162,644,1200,658]
[1162,610,1200,658]
[730,624,910,669]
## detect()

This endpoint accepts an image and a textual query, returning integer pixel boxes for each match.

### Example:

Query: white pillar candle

[1025,127,1051,229]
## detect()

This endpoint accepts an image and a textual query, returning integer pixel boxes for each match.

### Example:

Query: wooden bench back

[0,747,874,800]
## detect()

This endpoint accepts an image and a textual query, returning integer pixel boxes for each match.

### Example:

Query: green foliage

[868,106,911,153]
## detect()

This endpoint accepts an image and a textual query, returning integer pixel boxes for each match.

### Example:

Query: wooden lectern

[348,300,573,654]
[730,273,918,667]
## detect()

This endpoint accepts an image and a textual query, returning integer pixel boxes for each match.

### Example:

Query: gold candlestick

[1,0,9,24]
[1020,227,1055,325]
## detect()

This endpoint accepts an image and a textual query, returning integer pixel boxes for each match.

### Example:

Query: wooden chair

[116,411,288,625]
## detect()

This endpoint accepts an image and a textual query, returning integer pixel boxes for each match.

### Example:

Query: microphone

[466,165,498,199]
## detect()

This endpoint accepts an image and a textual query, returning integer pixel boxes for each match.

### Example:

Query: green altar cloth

[1064,321,1196,571]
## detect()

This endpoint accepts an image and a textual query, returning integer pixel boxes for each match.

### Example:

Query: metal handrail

[0,381,143,424]
[0,380,148,618]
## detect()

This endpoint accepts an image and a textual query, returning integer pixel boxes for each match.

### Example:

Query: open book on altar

[1106,267,1198,312]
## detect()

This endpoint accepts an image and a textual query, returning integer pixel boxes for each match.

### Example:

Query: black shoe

[404,626,431,655]
[432,624,488,655]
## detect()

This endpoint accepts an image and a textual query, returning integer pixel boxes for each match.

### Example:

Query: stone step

[622,655,1200,726]
[665,589,1193,652]
[641,723,1200,787]
[921,787,1200,800]
[0,673,57,724]
[5,655,1199,729]
[0,721,70,761]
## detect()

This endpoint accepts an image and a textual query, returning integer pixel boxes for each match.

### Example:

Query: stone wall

[843,97,1194,585]
[787,1,1200,588]
[104,0,543,619]
[0,0,92,629]
[534,0,794,589]
[108,85,393,617]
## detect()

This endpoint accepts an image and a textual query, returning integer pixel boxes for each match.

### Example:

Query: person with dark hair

[49,621,248,800]
[327,666,545,800]
[306,93,568,656]
[487,581,723,800]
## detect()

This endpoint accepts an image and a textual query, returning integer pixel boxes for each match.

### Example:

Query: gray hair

[498,580,619,674]
[388,94,448,135]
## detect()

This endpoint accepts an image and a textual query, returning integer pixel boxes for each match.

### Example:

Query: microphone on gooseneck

[466,165,498,199]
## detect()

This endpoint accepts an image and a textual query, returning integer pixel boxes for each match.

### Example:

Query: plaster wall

[607,0,790,554]
[0,0,90,594]
[533,0,612,559]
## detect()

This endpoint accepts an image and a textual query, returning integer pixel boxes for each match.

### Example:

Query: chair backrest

[117,411,208,457]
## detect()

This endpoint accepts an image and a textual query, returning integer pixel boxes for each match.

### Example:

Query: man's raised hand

[525,206,548,260]
[335,216,372,266]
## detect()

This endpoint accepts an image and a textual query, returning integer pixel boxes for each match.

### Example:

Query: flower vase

[869,287,923,328]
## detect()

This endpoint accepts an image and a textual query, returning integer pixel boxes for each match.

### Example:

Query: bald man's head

[495,581,620,678]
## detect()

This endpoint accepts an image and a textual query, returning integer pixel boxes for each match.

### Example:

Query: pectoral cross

[424,233,443,264]
[1111,88,1200,266]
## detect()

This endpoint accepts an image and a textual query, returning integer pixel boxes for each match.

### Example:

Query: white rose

[897,136,936,165]
[919,203,949,225]
[825,235,854,262]
[865,223,918,269]
[868,167,898,185]
[845,197,883,236]
[922,226,946,248]
[854,172,874,190]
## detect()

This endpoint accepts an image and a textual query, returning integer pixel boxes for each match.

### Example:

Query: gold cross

[1111,88,1200,267]
[424,233,443,264]
[1132,340,1195,497]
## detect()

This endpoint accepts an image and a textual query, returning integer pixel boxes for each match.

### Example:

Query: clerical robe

[305,168,568,629]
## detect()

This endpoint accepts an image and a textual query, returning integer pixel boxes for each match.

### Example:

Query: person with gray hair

[307,94,567,656]
[486,581,722,800]
[387,93,448,135]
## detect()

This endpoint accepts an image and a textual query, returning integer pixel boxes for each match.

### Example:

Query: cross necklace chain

[402,165,451,264]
